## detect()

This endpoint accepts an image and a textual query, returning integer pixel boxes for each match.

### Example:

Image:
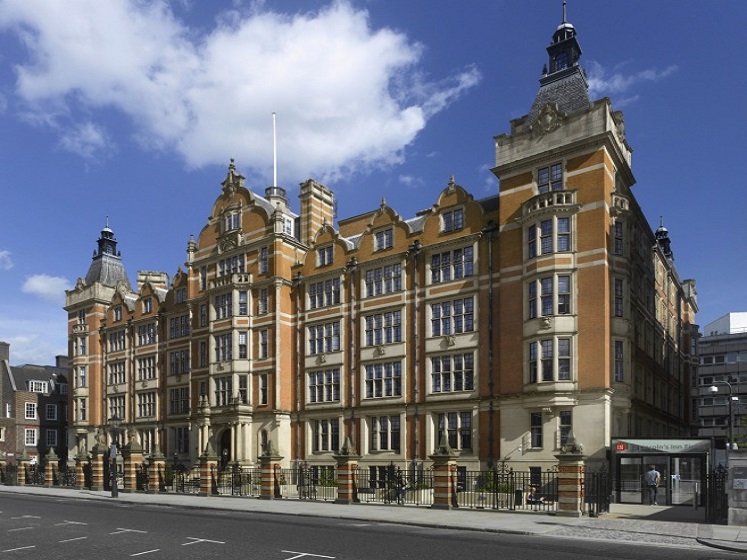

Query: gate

[173,464,200,494]
[706,467,728,524]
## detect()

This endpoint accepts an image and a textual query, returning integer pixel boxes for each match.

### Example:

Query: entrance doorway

[219,430,231,470]
[615,454,705,505]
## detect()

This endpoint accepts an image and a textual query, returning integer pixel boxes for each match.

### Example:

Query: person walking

[643,464,661,505]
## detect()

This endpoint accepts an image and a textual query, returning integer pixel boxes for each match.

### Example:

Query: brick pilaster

[555,432,586,517]
[147,448,165,494]
[258,441,283,500]
[74,452,88,490]
[333,437,361,504]
[198,454,218,497]
[44,449,58,487]
[121,444,143,493]
[90,445,105,491]
[429,431,458,510]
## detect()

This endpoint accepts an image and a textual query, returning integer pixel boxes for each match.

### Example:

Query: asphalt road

[0,493,737,559]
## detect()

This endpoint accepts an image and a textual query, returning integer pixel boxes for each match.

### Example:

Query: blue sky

[1,0,745,365]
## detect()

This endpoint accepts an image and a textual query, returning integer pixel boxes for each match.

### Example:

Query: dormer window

[143,297,152,314]
[176,288,187,304]
[225,212,240,232]
[29,381,48,394]
[537,163,563,193]
[283,217,295,237]
[442,208,464,233]
[374,228,393,251]
[318,245,333,267]
[114,306,123,322]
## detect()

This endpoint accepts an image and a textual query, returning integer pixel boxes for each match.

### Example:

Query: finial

[659,215,664,228]
[105,215,109,228]
[229,158,235,171]
[562,0,567,23]
[380,197,386,208]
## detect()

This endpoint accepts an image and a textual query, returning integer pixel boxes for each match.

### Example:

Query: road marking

[8,526,34,532]
[2,546,36,552]
[182,537,225,546]
[10,515,40,520]
[59,536,88,543]
[130,550,160,556]
[281,551,335,560]
[110,528,148,535]
[55,520,88,526]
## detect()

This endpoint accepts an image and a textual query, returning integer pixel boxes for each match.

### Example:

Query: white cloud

[587,61,678,100]
[399,174,424,188]
[21,274,70,303]
[58,121,114,159]
[0,249,13,270]
[0,0,481,184]
[0,309,67,366]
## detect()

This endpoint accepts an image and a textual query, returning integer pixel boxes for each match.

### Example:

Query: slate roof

[524,67,592,131]
[84,253,133,291]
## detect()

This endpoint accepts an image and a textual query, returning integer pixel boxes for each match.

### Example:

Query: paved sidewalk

[1,485,745,553]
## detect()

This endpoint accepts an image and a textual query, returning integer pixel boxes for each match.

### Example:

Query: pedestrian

[643,464,661,505]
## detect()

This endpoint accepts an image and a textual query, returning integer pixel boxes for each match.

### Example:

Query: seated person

[526,487,545,505]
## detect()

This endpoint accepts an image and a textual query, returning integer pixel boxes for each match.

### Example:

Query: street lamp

[108,416,123,498]
[710,381,738,465]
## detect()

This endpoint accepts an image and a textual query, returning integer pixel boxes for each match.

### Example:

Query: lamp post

[108,416,122,498]
[710,380,738,465]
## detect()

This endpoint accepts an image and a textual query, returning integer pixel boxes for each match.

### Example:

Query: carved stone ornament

[612,110,626,144]
[375,345,386,357]
[533,104,564,137]
[316,353,327,365]
[445,335,456,347]
[540,316,552,330]
[218,231,242,253]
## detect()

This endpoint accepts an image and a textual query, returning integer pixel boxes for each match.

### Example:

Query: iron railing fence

[26,463,46,486]
[214,465,261,497]
[278,465,338,501]
[57,466,77,487]
[706,467,728,524]
[0,456,610,517]
[136,462,149,492]
[355,465,433,506]
[172,465,201,494]
[583,465,611,516]
[456,469,557,511]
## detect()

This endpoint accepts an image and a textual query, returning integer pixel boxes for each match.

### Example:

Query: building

[0,342,69,466]
[64,10,697,474]
[696,313,747,453]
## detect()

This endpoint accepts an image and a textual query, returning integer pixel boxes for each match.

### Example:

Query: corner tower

[65,221,133,462]
[491,5,692,468]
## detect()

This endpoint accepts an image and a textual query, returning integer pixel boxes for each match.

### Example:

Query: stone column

[44,449,59,487]
[429,431,458,510]
[148,446,166,494]
[555,432,585,517]
[258,441,283,500]
[121,439,143,493]
[333,437,361,504]
[90,444,105,491]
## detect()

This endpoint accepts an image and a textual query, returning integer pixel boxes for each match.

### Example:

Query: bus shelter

[611,438,711,506]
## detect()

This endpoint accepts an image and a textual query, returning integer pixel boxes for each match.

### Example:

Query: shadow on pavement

[607,503,707,523]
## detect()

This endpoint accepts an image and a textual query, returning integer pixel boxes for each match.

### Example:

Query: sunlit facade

[64,12,697,472]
